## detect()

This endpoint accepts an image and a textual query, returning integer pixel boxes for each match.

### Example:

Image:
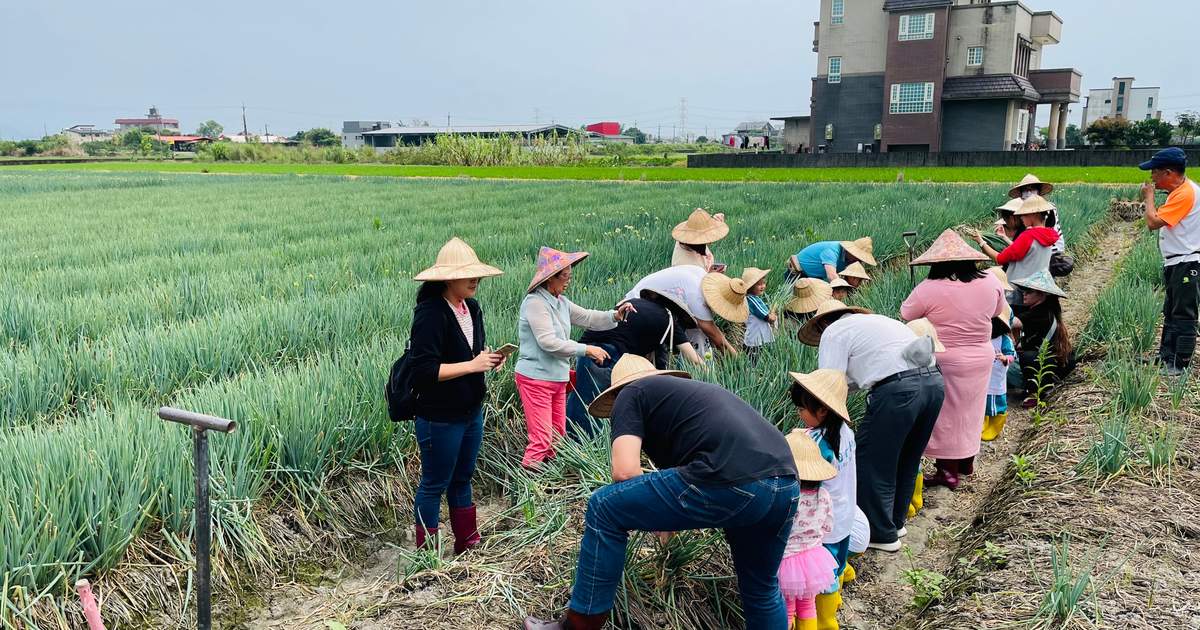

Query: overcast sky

[1,0,1196,140]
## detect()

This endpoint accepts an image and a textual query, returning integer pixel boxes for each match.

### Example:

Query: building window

[1117,96,1125,112]
[1148,96,1154,108]
[1016,109,1029,143]
[890,82,935,114]
[898,13,935,41]
[1118,83,1126,95]
[874,124,882,140]
[828,57,842,83]
[825,124,835,140]
[967,47,984,66]
[831,0,844,25]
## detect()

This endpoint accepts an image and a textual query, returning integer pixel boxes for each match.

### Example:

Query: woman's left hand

[615,301,637,322]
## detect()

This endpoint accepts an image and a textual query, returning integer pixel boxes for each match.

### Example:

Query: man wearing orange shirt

[1142,147,1200,376]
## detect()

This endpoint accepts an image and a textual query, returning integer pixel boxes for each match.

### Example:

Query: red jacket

[996,227,1059,265]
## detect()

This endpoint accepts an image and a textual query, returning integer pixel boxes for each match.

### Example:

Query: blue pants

[565,342,620,440]
[569,469,799,629]
[413,408,484,530]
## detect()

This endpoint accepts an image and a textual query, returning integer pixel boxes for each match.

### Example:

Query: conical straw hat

[910,229,990,266]
[527,246,589,293]
[1014,194,1056,216]
[798,299,872,346]
[788,369,851,424]
[672,209,729,245]
[785,278,833,315]
[639,287,697,329]
[700,268,767,323]
[1008,173,1054,198]
[785,429,838,482]
[839,237,877,266]
[840,262,871,281]
[995,198,1024,215]
[413,237,504,281]
[905,318,946,352]
[987,266,1013,291]
[587,354,691,418]
[1011,270,1066,298]
[829,277,853,290]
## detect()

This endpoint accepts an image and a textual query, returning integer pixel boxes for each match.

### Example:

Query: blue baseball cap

[1139,147,1187,170]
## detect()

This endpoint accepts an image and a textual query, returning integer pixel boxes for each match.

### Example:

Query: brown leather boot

[523,609,610,630]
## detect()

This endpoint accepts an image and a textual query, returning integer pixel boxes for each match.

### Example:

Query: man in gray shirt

[800,300,944,551]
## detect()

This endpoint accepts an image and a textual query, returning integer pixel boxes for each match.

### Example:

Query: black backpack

[385,339,418,422]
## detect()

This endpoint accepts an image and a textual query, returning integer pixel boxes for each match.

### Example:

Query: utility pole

[657,124,661,142]
[679,97,687,143]
[241,103,249,139]
[447,114,451,130]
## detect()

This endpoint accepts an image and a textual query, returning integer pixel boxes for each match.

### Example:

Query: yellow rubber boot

[797,617,818,630]
[908,473,924,517]
[841,562,856,585]
[982,412,1007,441]
[815,591,842,630]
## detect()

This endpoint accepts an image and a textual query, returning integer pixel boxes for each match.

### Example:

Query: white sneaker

[897,527,908,538]
[868,540,903,553]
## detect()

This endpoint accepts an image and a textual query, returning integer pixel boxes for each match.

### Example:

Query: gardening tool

[903,230,918,285]
[75,579,105,630]
[158,406,238,630]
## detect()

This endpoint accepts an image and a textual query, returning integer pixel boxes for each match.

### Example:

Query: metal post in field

[903,230,918,285]
[158,406,237,630]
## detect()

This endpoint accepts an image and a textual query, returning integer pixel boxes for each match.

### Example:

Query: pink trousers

[516,373,567,468]
[787,596,816,621]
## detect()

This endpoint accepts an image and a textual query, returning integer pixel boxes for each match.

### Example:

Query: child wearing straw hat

[788,369,858,630]
[701,268,774,360]
[408,237,506,553]
[516,247,636,469]
[1009,173,1066,252]
[971,195,1060,306]
[724,268,775,359]
[778,429,838,630]
[829,277,854,302]
[982,305,1016,441]
[784,278,833,324]
[671,208,728,271]
[840,262,871,289]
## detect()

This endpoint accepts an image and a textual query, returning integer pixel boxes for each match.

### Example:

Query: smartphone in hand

[494,343,519,358]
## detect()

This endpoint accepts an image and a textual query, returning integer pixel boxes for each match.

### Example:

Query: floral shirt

[783,487,833,556]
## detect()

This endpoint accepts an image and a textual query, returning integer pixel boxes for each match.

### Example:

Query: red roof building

[586,122,621,136]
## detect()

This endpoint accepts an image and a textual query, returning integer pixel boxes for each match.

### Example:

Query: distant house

[586,132,635,144]
[224,133,295,145]
[721,121,780,149]
[359,124,579,151]
[1081,77,1162,130]
[115,106,179,133]
[342,121,397,148]
[62,125,114,145]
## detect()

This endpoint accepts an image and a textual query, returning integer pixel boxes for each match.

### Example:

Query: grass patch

[13,161,1151,184]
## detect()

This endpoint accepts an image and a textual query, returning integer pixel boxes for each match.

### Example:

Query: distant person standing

[1141,148,1200,376]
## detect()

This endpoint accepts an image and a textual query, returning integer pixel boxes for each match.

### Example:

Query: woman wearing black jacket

[409,238,505,552]
[1011,271,1074,407]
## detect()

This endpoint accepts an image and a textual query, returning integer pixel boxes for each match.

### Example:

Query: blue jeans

[565,342,620,440]
[413,408,484,530]
[569,469,799,629]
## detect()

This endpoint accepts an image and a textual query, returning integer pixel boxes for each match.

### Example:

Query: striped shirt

[447,298,473,345]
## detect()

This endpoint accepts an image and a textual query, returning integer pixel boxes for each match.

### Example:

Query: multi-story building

[114,106,179,133]
[811,0,1082,153]
[342,121,396,148]
[62,125,114,145]
[1080,77,1162,130]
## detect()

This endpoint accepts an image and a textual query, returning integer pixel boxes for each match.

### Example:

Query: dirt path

[840,219,1142,629]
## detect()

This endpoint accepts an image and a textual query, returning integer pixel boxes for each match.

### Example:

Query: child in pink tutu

[780,428,839,630]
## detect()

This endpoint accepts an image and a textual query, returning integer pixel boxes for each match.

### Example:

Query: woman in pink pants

[516,247,634,468]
